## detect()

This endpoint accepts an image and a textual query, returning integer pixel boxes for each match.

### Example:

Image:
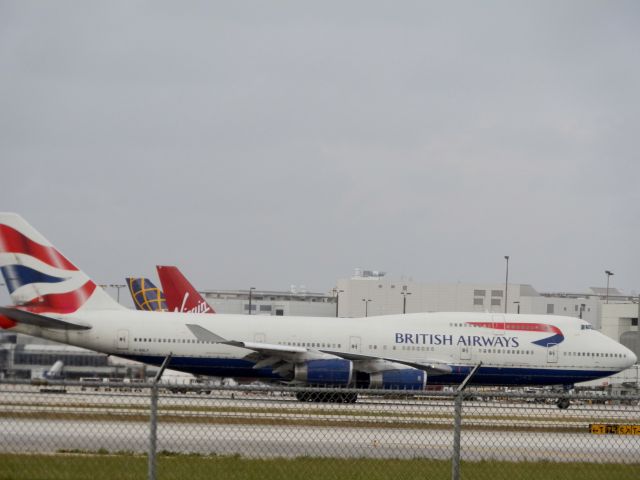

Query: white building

[202,288,336,317]
[601,301,640,356]
[336,270,601,325]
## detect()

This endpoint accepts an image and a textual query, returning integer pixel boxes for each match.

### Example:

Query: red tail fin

[156,266,215,314]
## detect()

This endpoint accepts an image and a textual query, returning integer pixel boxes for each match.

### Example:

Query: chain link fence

[0,379,639,480]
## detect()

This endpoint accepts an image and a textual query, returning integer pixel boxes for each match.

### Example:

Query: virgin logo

[175,293,212,313]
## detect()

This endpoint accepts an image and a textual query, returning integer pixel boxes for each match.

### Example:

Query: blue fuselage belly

[122,354,616,386]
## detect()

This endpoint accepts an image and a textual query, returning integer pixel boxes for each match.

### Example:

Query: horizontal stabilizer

[0,307,91,330]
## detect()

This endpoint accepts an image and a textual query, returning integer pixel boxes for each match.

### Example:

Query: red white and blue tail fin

[156,265,215,314]
[0,213,124,313]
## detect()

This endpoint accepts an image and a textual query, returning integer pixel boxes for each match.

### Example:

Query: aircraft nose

[620,343,638,367]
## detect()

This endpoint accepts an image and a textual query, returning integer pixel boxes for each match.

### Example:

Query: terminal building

[201,287,336,317]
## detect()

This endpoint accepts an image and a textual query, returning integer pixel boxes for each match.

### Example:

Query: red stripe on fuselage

[0,225,77,271]
[469,322,562,335]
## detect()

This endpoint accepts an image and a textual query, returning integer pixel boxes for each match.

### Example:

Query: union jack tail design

[0,213,124,315]
[126,277,167,312]
[156,265,215,314]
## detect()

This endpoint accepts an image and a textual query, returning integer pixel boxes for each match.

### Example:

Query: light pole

[109,284,126,304]
[604,271,614,304]
[400,291,412,314]
[332,288,344,317]
[248,287,256,315]
[362,298,371,317]
[513,301,520,314]
[504,256,509,313]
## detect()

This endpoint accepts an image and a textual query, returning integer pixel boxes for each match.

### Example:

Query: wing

[332,350,452,375]
[186,324,452,379]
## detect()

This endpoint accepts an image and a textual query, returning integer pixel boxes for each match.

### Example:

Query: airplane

[44,359,64,379]
[156,265,215,314]
[126,277,167,312]
[33,359,64,381]
[0,213,636,407]
[30,360,64,388]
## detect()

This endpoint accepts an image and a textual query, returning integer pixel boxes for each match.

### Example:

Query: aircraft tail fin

[126,277,167,312]
[0,213,125,313]
[45,360,64,379]
[156,265,215,314]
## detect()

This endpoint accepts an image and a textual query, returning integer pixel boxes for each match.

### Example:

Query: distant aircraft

[126,277,167,312]
[0,213,636,407]
[156,265,215,314]
[44,359,64,379]
[31,360,64,386]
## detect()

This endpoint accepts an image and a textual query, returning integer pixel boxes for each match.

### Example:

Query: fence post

[149,354,172,480]
[149,382,159,480]
[450,362,481,480]
[451,391,463,480]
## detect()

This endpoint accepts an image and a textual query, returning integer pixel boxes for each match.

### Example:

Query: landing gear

[340,392,358,403]
[296,392,313,402]
[556,384,573,409]
[295,391,358,403]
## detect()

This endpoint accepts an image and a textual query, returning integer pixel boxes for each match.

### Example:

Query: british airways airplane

[0,213,636,407]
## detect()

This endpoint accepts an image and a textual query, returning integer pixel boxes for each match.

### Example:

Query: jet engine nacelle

[294,359,353,386]
[369,368,426,390]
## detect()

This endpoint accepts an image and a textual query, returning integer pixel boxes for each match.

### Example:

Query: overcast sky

[1,1,639,305]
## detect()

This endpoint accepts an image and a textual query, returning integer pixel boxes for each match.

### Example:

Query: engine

[294,359,353,386]
[369,368,426,390]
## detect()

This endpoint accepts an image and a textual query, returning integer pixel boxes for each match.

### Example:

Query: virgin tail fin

[156,265,214,314]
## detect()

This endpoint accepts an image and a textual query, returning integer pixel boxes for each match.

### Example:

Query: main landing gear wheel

[556,398,571,409]
[295,392,358,403]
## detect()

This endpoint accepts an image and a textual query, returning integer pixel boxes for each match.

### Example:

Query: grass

[0,453,638,480]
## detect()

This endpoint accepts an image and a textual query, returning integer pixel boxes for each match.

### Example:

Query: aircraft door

[459,346,472,361]
[116,329,129,350]
[546,344,558,364]
[349,336,361,353]
[492,314,505,335]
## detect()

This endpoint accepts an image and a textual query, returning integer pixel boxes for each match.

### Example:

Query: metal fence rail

[0,380,638,480]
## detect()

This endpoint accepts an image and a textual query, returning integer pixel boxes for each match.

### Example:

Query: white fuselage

[10,310,636,387]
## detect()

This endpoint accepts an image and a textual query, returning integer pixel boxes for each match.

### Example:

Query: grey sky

[1,1,639,304]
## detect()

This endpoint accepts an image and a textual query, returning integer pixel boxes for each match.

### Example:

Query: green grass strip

[0,453,638,480]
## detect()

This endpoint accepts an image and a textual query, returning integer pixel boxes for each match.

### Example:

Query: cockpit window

[580,324,593,330]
